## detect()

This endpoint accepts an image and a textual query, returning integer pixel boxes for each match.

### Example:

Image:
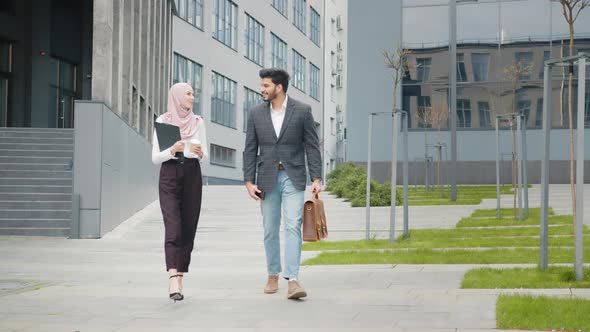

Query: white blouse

[151,115,209,165]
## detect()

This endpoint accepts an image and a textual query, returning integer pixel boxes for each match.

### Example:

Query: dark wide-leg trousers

[158,158,203,272]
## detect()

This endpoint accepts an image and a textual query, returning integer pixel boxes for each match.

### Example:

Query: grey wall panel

[73,101,103,210]
[361,160,590,185]
[79,209,100,239]
[396,129,590,162]
[74,101,158,238]
[99,104,158,236]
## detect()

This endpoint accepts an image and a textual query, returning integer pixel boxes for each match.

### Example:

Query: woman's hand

[190,144,203,159]
[170,140,185,155]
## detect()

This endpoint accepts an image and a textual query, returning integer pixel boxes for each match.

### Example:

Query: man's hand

[245,181,262,201]
[311,178,322,194]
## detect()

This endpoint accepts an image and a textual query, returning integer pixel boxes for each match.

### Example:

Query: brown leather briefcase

[302,193,328,242]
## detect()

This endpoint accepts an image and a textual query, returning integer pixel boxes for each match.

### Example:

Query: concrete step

[0,226,70,237]
[0,193,71,201]
[0,178,72,186]
[0,210,70,219]
[0,185,72,194]
[0,143,73,151]
[0,201,71,210]
[0,137,74,145]
[0,163,71,171]
[0,156,73,164]
[0,129,74,139]
[0,170,72,178]
[0,150,73,157]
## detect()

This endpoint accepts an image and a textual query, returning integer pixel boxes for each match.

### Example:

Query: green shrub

[326,163,402,207]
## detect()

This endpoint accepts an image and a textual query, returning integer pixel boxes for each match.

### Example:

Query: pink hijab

[160,82,199,139]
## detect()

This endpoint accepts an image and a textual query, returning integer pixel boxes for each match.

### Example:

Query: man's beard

[265,87,278,101]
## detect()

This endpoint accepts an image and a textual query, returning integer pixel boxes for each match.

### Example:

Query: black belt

[165,158,199,165]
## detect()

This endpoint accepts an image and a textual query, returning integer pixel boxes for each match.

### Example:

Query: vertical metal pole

[540,64,552,270]
[522,114,529,217]
[438,145,443,198]
[403,112,409,238]
[496,116,501,219]
[366,114,373,241]
[449,0,458,201]
[517,115,523,221]
[389,112,401,244]
[575,57,586,281]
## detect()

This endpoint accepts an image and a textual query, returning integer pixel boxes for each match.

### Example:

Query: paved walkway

[0,184,588,331]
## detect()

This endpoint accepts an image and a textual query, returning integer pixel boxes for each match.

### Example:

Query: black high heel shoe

[169,275,184,302]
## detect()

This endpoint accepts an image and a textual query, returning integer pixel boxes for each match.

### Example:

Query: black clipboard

[154,122,181,152]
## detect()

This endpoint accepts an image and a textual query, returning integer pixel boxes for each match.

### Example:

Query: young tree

[503,61,532,220]
[559,0,589,230]
[383,45,411,117]
[427,98,448,194]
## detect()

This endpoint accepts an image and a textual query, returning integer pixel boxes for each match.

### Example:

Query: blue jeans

[261,170,305,280]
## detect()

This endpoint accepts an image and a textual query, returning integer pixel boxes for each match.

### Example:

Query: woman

[152,82,208,302]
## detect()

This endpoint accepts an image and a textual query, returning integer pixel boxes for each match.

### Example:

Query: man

[243,68,322,300]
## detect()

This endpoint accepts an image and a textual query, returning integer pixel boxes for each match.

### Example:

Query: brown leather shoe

[287,280,307,299]
[264,275,279,294]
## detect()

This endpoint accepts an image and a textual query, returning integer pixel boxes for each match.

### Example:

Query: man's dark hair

[259,68,290,93]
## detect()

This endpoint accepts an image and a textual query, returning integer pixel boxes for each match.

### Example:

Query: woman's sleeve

[151,127,176,164]
[198,120,209,163]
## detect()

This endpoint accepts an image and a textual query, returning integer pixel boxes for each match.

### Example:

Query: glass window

[292,50,305,91]
[243,87,263,132]
[478,101,492,128]
[293,0,306,34]
[517,100,531,125]
[175,0,204,29]
[210,144,236,167]
[417,96,431,128]
[471,53,489,82]
[514,52,533,80]
[0,78,7,127]
[271,0,288,17]
[271,33,288,70]
[211,72,237,128]
[0,40,11,72]
[538,51,550,79]
[457,99,471,128]
[310,62,320,100]
[173,53,203,115]
[585,93,590,127]
[535,98,544,127]
[213,0,238,50]
[416,58,431,82]
[245,14,265,66]
[310,7,321,46]
[457,54,467,82]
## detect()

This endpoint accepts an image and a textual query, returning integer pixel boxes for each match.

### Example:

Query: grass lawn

[497,294,590,331]
[301,208,588,265]
[302,247,590,265]
[462,267,590,288]
[403,185,514,205]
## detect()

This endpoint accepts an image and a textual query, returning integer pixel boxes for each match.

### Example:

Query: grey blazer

[243,97,322,192]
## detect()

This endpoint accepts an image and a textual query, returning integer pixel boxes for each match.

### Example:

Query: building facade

[171,0,347,184]
[322,0,347,180]
[347,0,590,184]
[0,0,176,237]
